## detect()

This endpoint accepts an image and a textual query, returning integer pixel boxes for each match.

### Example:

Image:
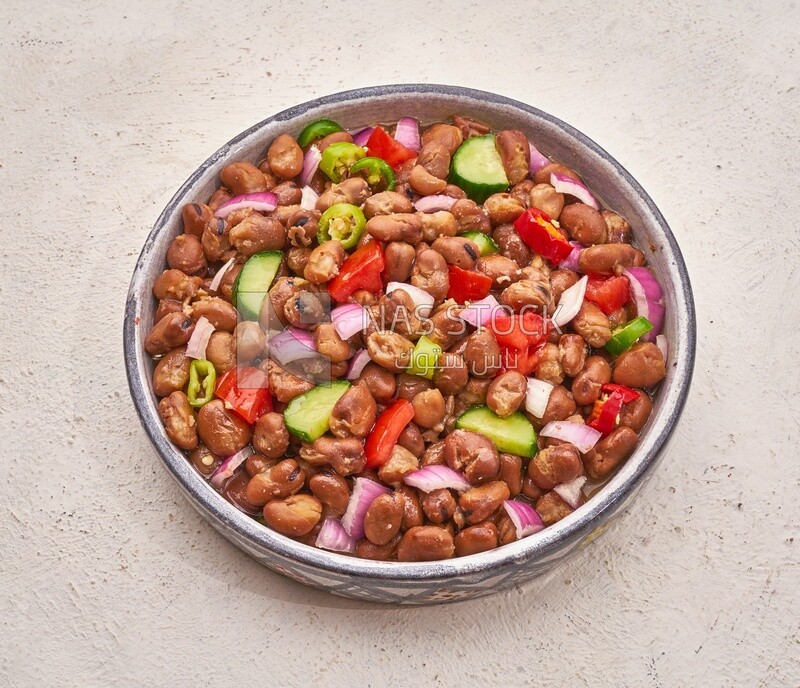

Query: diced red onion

[404,465,471,493]
[268,327,318,366]
[394,117,420,151]
[550,172,600,210]
[554,476,587,509]
[331,303,370,340]
[350,127,374,147]
[300,185,319,211]
[300,145,322,187]
[345,348,372,380]
[210,446,254,489]
[185,316,215,360]
[623,267,665,342]
[459,294,499,328]
[656,334,668,362]
[386,282,435,318]
[315,517,356,554]
[540,420,602,454]
[528,142,550,174]
[341,478,390,540]
[214,192,277,218]
[413,195,457,213]
[553,275,588,327]
[209,256,235,293]
[558,241,584,272]
[525,378,554,418]
[503,500,544,539]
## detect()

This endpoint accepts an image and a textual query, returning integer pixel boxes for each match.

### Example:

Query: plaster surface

[1,1,797,686]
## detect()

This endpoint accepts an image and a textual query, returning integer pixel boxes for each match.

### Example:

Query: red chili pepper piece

[601,383,641,403]
[215,366,272,425]
[584,275,631,314]
[513,208,573,264]
[365,126,417,168]
[447,265,492,303]
[364,399,415,468]
[587,389,626,435]
[327,241,385,303]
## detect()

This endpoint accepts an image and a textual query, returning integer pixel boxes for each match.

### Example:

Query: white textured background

[1,1,798,686]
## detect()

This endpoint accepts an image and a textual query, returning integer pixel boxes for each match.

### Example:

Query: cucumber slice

[460,231,499,256]
[407,336,442,380]
[456,405,537,457]
[284,381,351,443]
[449,135,509,204]
[232,251,283,321]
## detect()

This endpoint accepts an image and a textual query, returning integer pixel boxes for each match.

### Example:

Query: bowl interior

[125,84,695,583]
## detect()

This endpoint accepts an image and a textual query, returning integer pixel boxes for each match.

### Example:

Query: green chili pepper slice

[604,316,654,357]
[187,359,217,408]
[318,203,367,249]
[319,142,366,182]
[349,156,396,192]
[297,118,344,149]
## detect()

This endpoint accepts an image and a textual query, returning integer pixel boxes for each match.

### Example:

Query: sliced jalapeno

[187,359,217,408]
[604,316,654,357]
[297,118,344,149]
[317,203,367,250]
[319,142,366,182]
[349,156,396,192]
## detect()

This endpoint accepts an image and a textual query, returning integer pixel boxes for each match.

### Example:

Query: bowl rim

[124,83,696,582]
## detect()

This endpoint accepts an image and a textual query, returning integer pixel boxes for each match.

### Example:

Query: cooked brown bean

[245,453,278,478]
[579,243,645,275]
[266,276,308,328]
[145,311,194,356]
[329,385,377,438]
[356,362,396,404]
[355,536,399,561]
[316,130,353,151]
[245,459,305,505]
[159,391,198,450]
[522,475,544,502]
[484,193,526,226]
[613,342,666,388]
[364,493,405,545]
[509,179,534,207]
[533,162,581,186]
[618,390,653,432]
[252,412,290,459]
[286,246,312,275]
[559,334,588,378]
[463,328,502,378]
[189,443,222,477]
[499,278,550,312]
[285,208,320,248]
[535,491,573,526]
[409,164,447,195]
[431,236,479,269]
[535,343,564,386]
[366,213,422,243]
[572,301,612,348]
[383,242,416,284]
[602,210,632,243]
[417,141,450,179]
[476,254,522,289]
[397,421,425,457]
[367,331,414,373]
[152,346,190,398]
[192,297,238,333]
[571,355,613,406]
[304,240,345,284]
[206,331,236,374]
[167,234,207,276]
[495,130,530,185]
[486,371,527,417]
[443,429,500,485]
[529,183,565,220]
[220,161,268,195]
[234,321,266,363]
[421,123,463,155]
[394,485,423,530]
[456,376,492,410]
[583,426,638,480]
[207,188,233,211]
[528,444,582,490]
[272,181,302,206]
[378,445,419,485]
[182,203,213,239]
[312,324,351,366]
[300,436,366,476]
[498,453,523,497]
[283,291,326,330]
[397,526,455,561]
[537,385,577,426]
[201,217,232,262]
[560,203,608,245]
[410,248,449,301]
[267,134,304,179]
[412,389,446,429]
[196,399,251,456]
[153,268,203,301]
[454,522,499,556]
[549,269,579,306]
[418,211,458,243]
[362,191,414,218]
[493,223,532,267]
[229,214,285,256]
[459,481,510,525]
[309,472,350,517]
[420,488,457,524]
[154,298,184,325]
[265,359,314,402]
[433,352,469,395]
[450,198,491,234]
[453,115,491,138]
[263,494,322,537]
[316,177,370,211]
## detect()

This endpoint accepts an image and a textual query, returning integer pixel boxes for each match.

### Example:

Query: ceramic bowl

[124,84,696,604]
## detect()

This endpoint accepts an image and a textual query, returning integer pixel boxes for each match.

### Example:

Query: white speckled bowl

[124,84,696,605]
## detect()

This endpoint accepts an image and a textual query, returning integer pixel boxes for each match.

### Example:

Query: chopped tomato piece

[327,241,385,303]
[513,208,573,264]
[364,399,415,468]
[365,126,417,168]
[499,343,544,376]
[601,383,641,403]
[215,366,272,425]
[447,265,492,303]
[584,275,631,314]
[490,311,549,351]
